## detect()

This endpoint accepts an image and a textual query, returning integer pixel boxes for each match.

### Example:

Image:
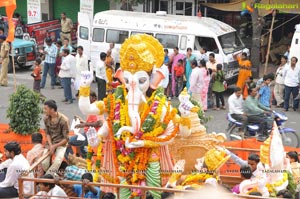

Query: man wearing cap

[60,13,73,43]
[0,34,10,87]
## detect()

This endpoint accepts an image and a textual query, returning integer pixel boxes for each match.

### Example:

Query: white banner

[80,0,94,22]
[27,0,41,24]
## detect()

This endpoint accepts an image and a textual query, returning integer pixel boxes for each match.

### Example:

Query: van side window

[296,39,298,45]
[131,32,153,36]
[194,36,219,53]
[79,26,89,40]
[92,28,105,42]
[106,29,129,44]
[180,36,187,50]
[155,34,178,48]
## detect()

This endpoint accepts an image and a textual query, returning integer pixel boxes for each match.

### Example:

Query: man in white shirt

[189,60,204,106]
[59,48,76,104]
[283,56,300,111]
[228,87,248,135]
[0,142,34,198]
[95,52,107,100]
[75,46,88,96]
[206,53,218,72]
[32,174,67,199]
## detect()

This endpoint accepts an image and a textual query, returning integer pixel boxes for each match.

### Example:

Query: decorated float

[78,34,229,198]
[76,34,299,199]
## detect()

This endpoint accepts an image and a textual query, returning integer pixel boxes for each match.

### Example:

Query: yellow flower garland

[181,173,214,186]
[87,145,93,171]
[93,139,103,182]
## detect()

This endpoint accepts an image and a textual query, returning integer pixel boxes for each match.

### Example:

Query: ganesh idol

[78,34,199,199]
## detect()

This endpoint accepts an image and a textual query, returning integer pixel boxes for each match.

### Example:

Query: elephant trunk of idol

[116,75,147,136]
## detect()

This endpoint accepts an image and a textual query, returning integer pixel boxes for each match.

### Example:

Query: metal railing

[18,177,280,199]
[17,146,287,199]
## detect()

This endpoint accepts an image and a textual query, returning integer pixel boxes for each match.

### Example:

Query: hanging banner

[27,0,41,24]
[80,0,94,22]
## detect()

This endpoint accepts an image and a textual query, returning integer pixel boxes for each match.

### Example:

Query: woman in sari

[184,48,195,90]
[235,52,252,92]
[199,60,210,111]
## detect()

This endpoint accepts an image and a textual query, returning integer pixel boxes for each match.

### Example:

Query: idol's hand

[125,138,144,148]
[81,64,94,87]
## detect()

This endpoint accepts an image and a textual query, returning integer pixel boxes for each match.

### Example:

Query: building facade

[0,0,109,23]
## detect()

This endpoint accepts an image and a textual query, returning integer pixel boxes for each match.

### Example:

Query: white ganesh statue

[78,34,201,199]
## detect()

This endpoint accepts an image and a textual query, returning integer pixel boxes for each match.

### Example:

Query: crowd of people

[0,99,114,198]
[228,54,300,141]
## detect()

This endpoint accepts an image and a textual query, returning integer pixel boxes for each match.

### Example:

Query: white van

[289,24,300,62]
[78,10,249,83]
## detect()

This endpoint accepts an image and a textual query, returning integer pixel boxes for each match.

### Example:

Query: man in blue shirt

[258,74,273,108]
[40,38,57,89]
[73,172,100,199]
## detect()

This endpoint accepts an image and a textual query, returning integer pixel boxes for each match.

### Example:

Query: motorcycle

[226,111,299,148]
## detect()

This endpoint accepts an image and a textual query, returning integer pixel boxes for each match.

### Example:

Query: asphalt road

[1,68,300,141]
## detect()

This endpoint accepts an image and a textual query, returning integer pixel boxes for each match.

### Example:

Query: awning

[201,0,300,16]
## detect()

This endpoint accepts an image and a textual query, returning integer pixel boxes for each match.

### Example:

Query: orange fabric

[105,56,114,90]
[105,56,113,67]
[0,0,16,7]
[0,0,17,42]
[236,57,252,90]
[106,67,113,90]
[243,85,249,99]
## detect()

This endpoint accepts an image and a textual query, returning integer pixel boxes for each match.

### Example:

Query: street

[1,69,300,140]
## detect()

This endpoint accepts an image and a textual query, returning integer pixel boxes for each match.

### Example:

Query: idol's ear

[150,67,165,89]
[114,68,125,84]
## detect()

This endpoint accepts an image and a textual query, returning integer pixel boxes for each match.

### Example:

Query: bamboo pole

[12,54,16,91]
[264,10,276,74]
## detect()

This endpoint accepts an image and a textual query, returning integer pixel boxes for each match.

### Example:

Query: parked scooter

[226,110,299,147]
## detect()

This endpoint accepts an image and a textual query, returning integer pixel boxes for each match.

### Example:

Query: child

[31,58,42,93]
[174,59,184,97]
[258,74,273,108]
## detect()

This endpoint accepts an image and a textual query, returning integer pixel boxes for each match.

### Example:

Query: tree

[250,0,265,78]
[6,85,43,135]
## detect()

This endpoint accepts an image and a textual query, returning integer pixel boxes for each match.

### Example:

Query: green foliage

[113,122,122,134]
[6,85,42,135]
[286,171,297,198]
[141,114,155,132]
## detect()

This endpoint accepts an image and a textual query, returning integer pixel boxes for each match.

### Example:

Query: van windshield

[218,32,245,54]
